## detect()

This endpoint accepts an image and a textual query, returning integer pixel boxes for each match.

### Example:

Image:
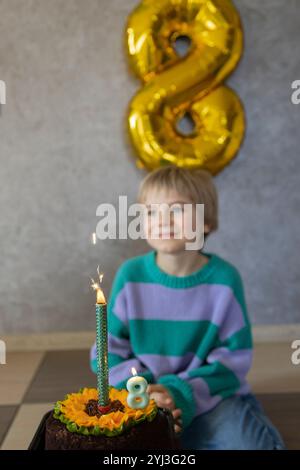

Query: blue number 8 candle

[126,367,150,409]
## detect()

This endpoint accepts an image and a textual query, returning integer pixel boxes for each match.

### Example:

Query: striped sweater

[90,251,253,428]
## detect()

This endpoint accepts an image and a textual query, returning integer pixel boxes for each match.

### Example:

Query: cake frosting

[52,387,157,437]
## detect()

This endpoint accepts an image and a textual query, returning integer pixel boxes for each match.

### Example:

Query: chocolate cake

[45,387,178,450]
[45,407,177,450]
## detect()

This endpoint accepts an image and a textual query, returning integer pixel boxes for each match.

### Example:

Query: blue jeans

[180,394,286,450]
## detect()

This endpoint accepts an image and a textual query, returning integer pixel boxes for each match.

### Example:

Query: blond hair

[138,166,218,233]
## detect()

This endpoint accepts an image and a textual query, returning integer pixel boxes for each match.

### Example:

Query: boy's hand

[147,384,174,409]
[172,407,182,434]
[147,384,182,434]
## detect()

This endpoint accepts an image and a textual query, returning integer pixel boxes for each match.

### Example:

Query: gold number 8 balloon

[125,0,245,174]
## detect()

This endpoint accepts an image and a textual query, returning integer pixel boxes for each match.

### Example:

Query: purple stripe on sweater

[109,358,149,386]
[207,348,253,384]
[113,282,245,341]
[90,334,132,361]
[137,353,197,379]
[90,342,97,361]
[185,355,204,372]
[108,333,131,359]
[237,382,251,395]
[187,377,222,415]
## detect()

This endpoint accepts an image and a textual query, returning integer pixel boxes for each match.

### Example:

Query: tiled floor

[0,407,17,446]
[0,351,44,405]
[23,350,95,403]
[0,344,299,450]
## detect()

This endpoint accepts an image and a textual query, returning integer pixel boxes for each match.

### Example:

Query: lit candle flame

[90,266,106,304]
[92,232,97,245]
[131,367,137,376]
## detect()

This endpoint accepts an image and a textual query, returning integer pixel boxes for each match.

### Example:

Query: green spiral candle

[95,301,109,408]
[91,270,110,410]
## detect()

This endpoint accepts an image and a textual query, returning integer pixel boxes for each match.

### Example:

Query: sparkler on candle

[91,267,110,410]
[91,267,105,304]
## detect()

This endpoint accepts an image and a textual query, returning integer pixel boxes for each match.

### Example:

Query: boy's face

[142,188,209,254]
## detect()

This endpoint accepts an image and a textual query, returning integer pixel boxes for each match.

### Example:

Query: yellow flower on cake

[55,387,157,435]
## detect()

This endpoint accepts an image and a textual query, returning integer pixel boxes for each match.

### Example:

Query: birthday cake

[45,387,178,450]
[44,271,178,450]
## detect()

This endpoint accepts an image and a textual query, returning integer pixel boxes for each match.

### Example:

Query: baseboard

[2,324,300,352]
[2,331,95,352]
[253,324,300,343]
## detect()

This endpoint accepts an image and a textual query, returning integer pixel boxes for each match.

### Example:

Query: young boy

[90,166,285,450]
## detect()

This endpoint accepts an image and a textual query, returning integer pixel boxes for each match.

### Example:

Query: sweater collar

[145,250,219,288]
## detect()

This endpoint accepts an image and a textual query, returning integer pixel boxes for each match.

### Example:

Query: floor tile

[0,406,18,447]
[257,393,300,450]
[249,343,300,393]
[0,352,45,405]
[23,350,95,404]
[1,403,53,450]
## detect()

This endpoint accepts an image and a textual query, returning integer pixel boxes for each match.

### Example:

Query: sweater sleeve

[90,263,154,388]
[158,270,253,429]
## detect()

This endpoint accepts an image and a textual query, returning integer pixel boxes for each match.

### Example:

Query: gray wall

[0,0,299,334]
